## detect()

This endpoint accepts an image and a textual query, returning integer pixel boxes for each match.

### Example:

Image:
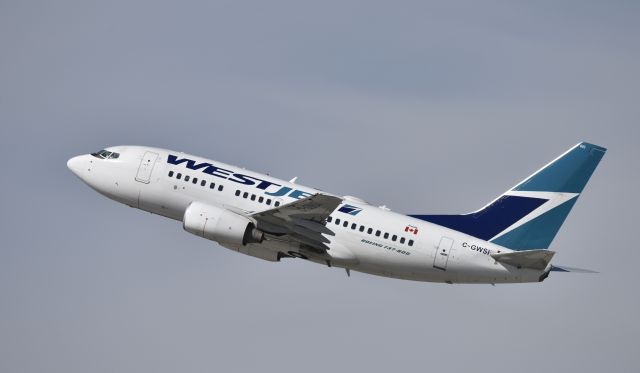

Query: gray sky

[1,1,639,372]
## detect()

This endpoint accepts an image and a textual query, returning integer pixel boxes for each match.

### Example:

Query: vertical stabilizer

[411,142,606,250]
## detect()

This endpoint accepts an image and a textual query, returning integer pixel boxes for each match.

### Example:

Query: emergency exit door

[433,237,454,270]
[135,151,159,183]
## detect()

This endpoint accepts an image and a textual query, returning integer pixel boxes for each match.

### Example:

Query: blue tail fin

[411,142,606,250]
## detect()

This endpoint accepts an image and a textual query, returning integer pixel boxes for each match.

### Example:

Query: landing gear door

[434,237,454,270]
[135,151,159,184]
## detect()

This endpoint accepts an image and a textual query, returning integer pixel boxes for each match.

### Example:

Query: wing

[251,193,343,252]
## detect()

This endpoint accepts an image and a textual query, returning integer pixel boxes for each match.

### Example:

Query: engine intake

[183,202,263,246]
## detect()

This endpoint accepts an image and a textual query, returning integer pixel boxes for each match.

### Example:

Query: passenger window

[359,225,365,232]
[335,219,341,225]
[392,235,397,241]
[384,233,389,239]
[243,192,249,198]
[218,185,223,191]
[192,177,198,184]
[408,240,414,247]
[343,221,348,227]
[201,180,206,187]
[168,171,174,177]
[185,175,190,182]
[251,194,256,201]
[375,230,381,237]
[210,182,215,189]
[266,199,272,205]
[275,201,280,207]
[367,228,373,234]
[351,223,357,230]
[235,190,241,197]
[327,216,332,223]
[400,237,405,244]
[176,173,182,180]
[258,196,264,203]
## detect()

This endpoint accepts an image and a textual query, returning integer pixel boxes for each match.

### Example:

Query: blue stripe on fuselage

[410,195,547,241]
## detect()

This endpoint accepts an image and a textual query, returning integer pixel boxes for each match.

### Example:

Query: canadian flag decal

[405,225,419,235]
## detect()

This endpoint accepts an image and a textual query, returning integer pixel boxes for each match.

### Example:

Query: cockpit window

[91,149,120,160]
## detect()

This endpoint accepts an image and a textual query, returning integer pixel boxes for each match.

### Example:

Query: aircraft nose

[67,155,85,177]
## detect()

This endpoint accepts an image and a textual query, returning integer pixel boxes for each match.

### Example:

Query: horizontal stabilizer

[491,249,555,270]
[550,265,599,273]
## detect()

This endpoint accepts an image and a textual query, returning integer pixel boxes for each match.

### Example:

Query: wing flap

[251,193,342,251]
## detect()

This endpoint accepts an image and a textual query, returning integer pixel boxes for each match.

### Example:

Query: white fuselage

[68,146,549,284]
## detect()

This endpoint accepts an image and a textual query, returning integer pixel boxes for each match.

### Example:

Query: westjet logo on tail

[167,154,313,200]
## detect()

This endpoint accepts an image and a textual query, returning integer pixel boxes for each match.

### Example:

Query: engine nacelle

[183,202,263,246]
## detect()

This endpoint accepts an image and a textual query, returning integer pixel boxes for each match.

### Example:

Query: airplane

[67,142,606,284]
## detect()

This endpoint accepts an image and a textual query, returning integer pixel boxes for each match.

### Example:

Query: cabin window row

[234,190,281,207]
[168,170,224,192]
[326,216,414,246]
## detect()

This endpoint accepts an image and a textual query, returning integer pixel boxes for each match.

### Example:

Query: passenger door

[135,151,159,184]
[433,237,454,270]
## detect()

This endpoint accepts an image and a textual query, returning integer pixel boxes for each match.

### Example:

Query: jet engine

[183,201,263,246]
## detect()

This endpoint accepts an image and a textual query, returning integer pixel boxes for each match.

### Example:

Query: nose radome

[67,155,84,177]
